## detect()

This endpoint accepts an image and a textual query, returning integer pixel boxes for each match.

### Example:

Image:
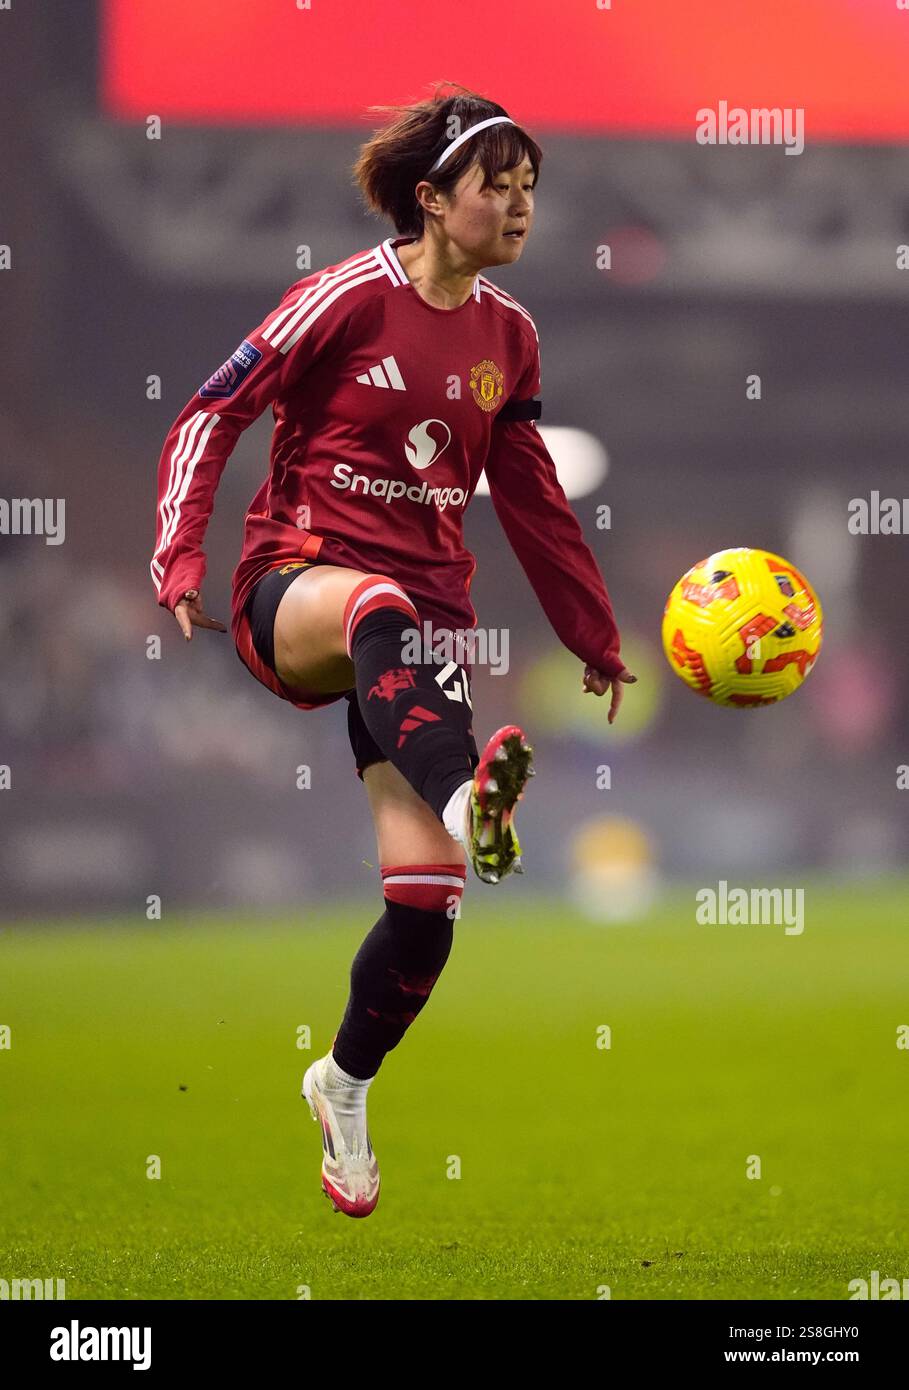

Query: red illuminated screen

[103,0,909,141]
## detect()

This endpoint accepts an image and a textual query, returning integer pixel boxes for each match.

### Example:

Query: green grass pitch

[2,879,907,1300]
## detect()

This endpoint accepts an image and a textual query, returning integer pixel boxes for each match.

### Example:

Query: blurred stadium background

[2,0,909,919]
[4,0,909,1305]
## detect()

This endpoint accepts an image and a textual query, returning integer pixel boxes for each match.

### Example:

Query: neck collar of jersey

[379,236,481,307]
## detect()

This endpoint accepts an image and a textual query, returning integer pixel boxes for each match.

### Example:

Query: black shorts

[244,562,479,781]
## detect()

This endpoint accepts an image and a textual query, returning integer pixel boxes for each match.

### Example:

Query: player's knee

[343,573,419,658]
[381,864,466,920]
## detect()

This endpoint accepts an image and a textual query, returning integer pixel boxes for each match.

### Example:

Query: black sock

[349,602,477,820]
[332,865,466,1079]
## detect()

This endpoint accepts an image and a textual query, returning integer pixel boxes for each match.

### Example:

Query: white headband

[428,115,515,173]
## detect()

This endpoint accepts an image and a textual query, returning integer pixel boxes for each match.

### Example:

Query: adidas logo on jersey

[356,355,406,390]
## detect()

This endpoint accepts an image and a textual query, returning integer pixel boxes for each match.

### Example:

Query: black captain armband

[497,396,542,423]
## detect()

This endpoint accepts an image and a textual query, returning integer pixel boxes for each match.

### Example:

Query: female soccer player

[151,84,634,1218]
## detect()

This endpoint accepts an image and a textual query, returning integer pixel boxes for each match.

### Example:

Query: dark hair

[352,80,542,237]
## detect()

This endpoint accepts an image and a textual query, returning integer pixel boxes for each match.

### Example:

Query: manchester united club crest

[469,359,505,412]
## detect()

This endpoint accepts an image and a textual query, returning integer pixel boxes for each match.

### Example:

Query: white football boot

[302,1051,380,1218]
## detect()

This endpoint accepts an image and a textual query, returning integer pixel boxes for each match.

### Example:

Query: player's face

[444,158,536,268]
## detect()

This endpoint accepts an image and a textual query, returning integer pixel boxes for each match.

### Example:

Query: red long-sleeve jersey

[151,235,624,677]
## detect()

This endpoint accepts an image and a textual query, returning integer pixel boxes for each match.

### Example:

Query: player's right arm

[150,274,351,638]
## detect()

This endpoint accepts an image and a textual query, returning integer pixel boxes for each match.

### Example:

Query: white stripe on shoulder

[476,277,538,338]
[477,275,524,307]
[265,255,386,354]
[376,238,410,287]
[262,249,378,343]
[278,264,387,354]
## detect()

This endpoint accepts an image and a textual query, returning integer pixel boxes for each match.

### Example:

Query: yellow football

[661,547,823,707]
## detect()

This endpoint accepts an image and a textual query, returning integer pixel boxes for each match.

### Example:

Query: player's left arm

[483,331,636,722]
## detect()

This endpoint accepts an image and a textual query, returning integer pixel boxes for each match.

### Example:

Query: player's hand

[582,664,637,724]
[173,589,227,641]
